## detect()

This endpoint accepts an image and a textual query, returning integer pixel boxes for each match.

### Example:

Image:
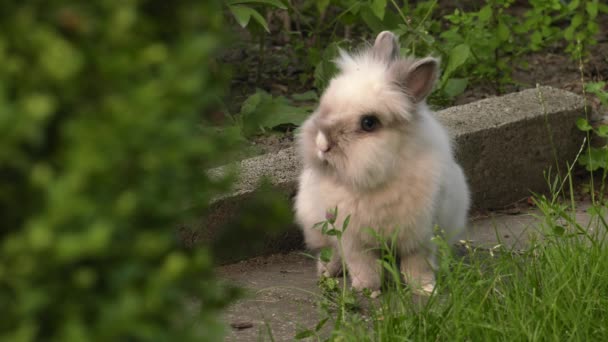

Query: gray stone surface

[188,86,586,260]
[219,202,596,342]
[443,86,585,209]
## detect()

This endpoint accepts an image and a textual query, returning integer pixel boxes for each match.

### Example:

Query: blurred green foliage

[0,0,244,340]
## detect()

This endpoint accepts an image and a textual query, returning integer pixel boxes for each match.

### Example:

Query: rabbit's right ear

[391,57,439,103]
[372,31,400,62]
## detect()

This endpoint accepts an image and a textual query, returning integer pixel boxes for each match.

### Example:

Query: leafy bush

[0,1,241,340]
[231,0,607,109]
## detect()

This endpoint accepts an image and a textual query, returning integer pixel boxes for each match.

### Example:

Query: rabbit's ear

[392,57,439,103]
[372,31,400,62]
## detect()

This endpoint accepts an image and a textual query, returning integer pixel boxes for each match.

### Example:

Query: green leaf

[360,8,385,32]
[39,32,83,81]
[22,93,56,120]
[563,21,576,41]
[370,0,387,20]
[240,91,263,116]
[346,1,362,14]
[228,5,253,28]
[291,91,318,101]
[567,0,580,11]
[579,147,608,171]
[248,7,271,32]
[322,221,329,233]
[587,205,606,217]
[570,13,583,30]
[442,44,470,80]
[295,330,315,339]
[315,317,329,332]
[325,229,338,236]
[586,21,599,36]
[319,247,332,263]
[478,5,492,22]
[575,117,592,132]
[596,126,608,138]
[314,42,341,91]
[239,90,310,136]
[226,0,287,9]
[443,78,468,98]
[313,221,325,229]
[342,214,351,231]
[530,31,543,49]
[586,1,599,19]
[497,21,510,42]
[228,5,269,32]
[585,82,608,106]
[316,0,330,13]
[553,225,565,236]
[585,81,605,93]
[259,96,309,127]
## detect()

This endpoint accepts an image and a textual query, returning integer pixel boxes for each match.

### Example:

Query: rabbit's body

[294,31,469,294]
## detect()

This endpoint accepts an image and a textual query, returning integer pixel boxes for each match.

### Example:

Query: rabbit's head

[298,31,439,191]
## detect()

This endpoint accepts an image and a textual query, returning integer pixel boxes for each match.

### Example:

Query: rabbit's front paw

[349,267,381,293]
[411,281,435,296]
[401,250,437,296]
[350,276,378,292]
[317,257,342,278]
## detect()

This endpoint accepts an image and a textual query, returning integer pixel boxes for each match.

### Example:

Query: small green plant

[562,0,608,57]
[576,82,608,204]
[518,0,564,52]
[441,1,517,93]
[227,89,315,138]
[315,207,356,324]
[294,207,366,340]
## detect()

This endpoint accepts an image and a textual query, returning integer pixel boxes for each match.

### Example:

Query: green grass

[304,193,608,341]
[292,56,608,341]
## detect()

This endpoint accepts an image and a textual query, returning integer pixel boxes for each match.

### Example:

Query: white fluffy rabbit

[294,31,470,294]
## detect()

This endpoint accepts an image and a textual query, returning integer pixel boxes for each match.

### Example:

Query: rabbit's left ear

[372,31,400,62]
[392,57,439,103]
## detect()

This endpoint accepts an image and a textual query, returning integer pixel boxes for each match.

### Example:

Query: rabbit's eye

[360,115,379,132]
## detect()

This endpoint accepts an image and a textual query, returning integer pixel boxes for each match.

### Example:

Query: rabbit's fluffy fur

[294,31,470,294]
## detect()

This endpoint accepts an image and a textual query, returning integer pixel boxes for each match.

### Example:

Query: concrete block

[440,86,585,208]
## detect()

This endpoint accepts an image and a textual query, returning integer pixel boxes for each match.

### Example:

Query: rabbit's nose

[316,131,331,153]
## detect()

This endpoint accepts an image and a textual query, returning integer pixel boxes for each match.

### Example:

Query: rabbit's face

[298,31,439,191]
[300,71,412,190]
